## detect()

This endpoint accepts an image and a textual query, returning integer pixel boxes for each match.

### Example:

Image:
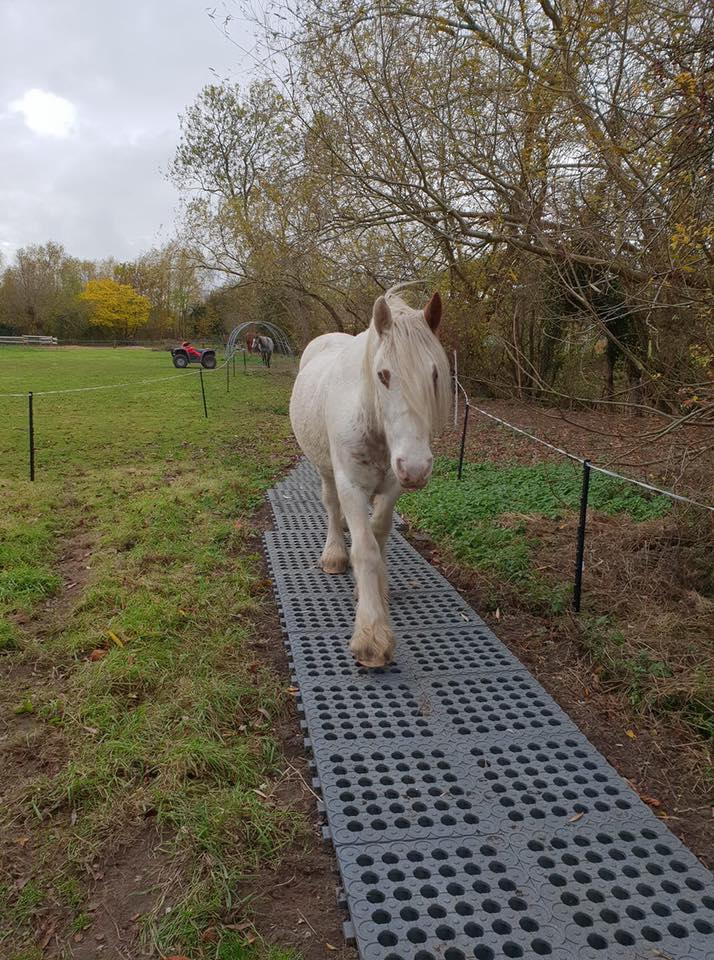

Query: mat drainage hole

[586,934,608,950]
[366,891,384,903]
[503,945,523,959]
[407,928,427,944]
[614,930,635,946]
[473,948,494,960]
[531,939,552,955]
[444,950,465,960]
[435,926,455,941]
[377,932,398,947]
[372,910,391,924]
[400,907,419,922]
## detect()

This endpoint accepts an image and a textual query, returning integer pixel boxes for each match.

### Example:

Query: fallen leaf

[286,686,299,695]
[89,649,107,662]
[107,629,125,648]
[201,927,219,943]
[234,520,244,530]
[459,612,470,621]
[16,836,29,847]
[39,919,58,949]
[569,811,585,823]
[626,729,637,739]
[641,795,661,808]
[326,943,338,951]
[495,607,501,620]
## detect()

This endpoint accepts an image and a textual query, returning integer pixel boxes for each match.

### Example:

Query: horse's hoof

[350,622,395,668]
[320,550,349,575]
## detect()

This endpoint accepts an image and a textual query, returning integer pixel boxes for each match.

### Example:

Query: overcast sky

[0,1,256,265]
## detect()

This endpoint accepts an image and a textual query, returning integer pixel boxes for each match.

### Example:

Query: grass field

[0,346,302,959]
[2,345,712,956]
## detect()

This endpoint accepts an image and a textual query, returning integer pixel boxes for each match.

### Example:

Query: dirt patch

[11,530,96,643]
[0,529,95,803]
[405,528,714,870]
[66,828,169,960]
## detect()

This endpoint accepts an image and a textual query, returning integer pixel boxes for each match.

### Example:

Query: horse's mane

[364,294,451,435]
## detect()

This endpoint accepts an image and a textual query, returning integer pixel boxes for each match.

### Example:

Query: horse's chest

[349,431,389,473]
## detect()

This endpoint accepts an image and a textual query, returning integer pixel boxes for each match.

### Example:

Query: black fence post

[233,354,236,378]
[242,349,247,373]
[573,459,591,612]
[457,403,470,480]
[28,391,35,481]
[226,359,230,393]
[199,370,208,419]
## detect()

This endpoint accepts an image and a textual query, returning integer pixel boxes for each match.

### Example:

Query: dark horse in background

[253,335,274,368]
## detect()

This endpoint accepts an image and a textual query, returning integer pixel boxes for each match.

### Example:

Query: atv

[171,342,217,369]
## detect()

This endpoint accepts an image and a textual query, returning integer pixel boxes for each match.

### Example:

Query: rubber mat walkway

[264,460,714,960]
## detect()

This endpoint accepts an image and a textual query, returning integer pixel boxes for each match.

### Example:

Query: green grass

[399,457,670,611]
[0,346,303,957]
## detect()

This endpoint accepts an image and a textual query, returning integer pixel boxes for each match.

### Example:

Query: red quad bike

[171,341,217,369]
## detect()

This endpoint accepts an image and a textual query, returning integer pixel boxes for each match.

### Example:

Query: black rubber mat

[264,460,714,960]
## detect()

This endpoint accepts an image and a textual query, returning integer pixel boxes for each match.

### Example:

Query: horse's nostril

[396,457,406,475]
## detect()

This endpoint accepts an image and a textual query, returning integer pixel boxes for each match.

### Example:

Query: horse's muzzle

[395,456,433,489]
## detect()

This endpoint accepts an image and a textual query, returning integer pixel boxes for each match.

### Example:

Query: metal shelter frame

[226,321,295,359]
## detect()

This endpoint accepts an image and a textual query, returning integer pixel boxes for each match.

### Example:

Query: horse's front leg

[337,476,394,668]
[319,473,349,574]
[370,475,402,602]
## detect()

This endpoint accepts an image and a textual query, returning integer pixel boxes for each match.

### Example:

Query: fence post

[243,349,246,373]
[573,459,591,612]
[199,370,208,419]
[457,403,470,480]
[226,359,229,393]
[233,354,236,378]
[28,391,35,481]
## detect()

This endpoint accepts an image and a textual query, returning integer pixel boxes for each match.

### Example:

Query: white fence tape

[454,377,714,515]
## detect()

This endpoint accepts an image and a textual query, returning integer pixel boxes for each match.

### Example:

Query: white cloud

[10,88,77,138]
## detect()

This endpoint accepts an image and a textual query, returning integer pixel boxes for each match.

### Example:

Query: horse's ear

[373,296,392,336]
[424,292,442,333]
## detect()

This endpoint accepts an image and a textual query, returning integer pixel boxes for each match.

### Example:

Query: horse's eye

[378,369,391,388]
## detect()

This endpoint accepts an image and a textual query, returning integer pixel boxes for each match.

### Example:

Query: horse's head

[368,292,451,489]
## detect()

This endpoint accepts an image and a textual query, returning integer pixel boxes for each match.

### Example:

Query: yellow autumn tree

[79,279,151,339]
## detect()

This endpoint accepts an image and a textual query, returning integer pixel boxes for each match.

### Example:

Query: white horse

[289,289,451,667]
